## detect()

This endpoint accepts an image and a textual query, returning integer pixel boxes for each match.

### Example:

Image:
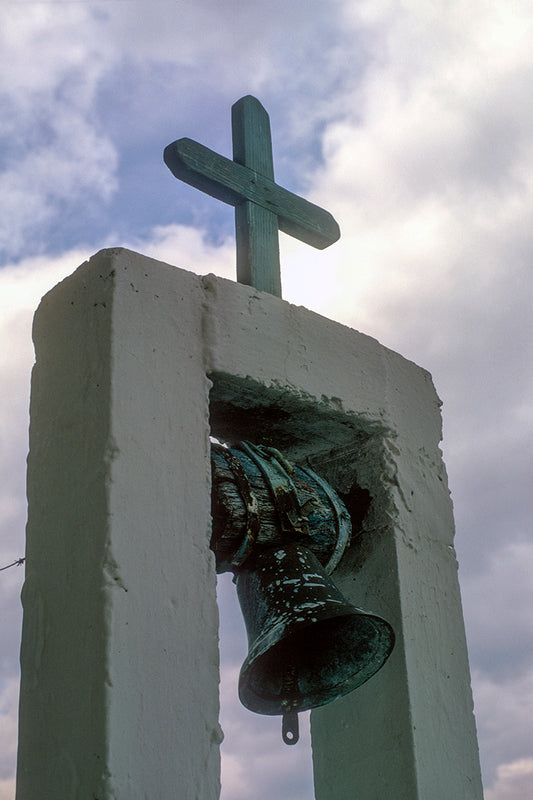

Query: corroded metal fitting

[210,441,352,574]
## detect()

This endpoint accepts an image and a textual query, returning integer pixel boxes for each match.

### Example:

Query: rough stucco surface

[17,250,220,800]
[17,248,482,799]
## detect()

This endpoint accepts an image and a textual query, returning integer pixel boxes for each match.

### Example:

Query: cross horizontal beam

[164,137,340,251]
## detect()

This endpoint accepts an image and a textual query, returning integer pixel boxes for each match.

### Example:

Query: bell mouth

[239,610,394,716]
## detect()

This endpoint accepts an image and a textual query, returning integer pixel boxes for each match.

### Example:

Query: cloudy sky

[1,0,532,797]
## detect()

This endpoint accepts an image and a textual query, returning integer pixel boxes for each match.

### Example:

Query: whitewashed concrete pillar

[17,247,482,799]
[17,249,219,799]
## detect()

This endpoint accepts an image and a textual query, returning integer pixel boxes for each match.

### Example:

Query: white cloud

[0,7,120,259]
[120,224,235,281]
[0,125,117,257]
[306,0,533,341]
[485,758,533,800]
[0,6,103,96]
[0,779,15,800]
[462,543,533,679]
[472,668,533,789]
[0,679,18,782]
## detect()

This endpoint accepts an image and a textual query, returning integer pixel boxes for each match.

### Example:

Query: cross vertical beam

[232,96,281,296]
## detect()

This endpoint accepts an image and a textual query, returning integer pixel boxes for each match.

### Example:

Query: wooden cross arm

[164,138,340,250]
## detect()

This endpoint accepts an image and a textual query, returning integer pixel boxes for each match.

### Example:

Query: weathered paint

[17,248,482,799]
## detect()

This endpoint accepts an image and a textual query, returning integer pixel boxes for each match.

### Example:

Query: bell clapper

[281,664,300,745]
[282,709,299,745]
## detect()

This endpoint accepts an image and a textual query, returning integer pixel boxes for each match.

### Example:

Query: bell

[235,542,395,744]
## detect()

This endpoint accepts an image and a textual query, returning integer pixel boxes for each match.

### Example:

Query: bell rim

[238,611,395,716]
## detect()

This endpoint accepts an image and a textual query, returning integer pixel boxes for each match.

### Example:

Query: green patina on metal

[210,441,395,746]
[164,95,340,298]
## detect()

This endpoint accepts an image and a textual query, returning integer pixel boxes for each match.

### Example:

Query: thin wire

[0,558,25,572]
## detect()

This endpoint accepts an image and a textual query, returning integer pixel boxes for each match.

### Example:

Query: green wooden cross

[164,95,340,298]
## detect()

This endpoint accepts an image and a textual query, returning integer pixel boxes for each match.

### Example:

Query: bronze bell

[236,543,394,744]
[211,440,395,745]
